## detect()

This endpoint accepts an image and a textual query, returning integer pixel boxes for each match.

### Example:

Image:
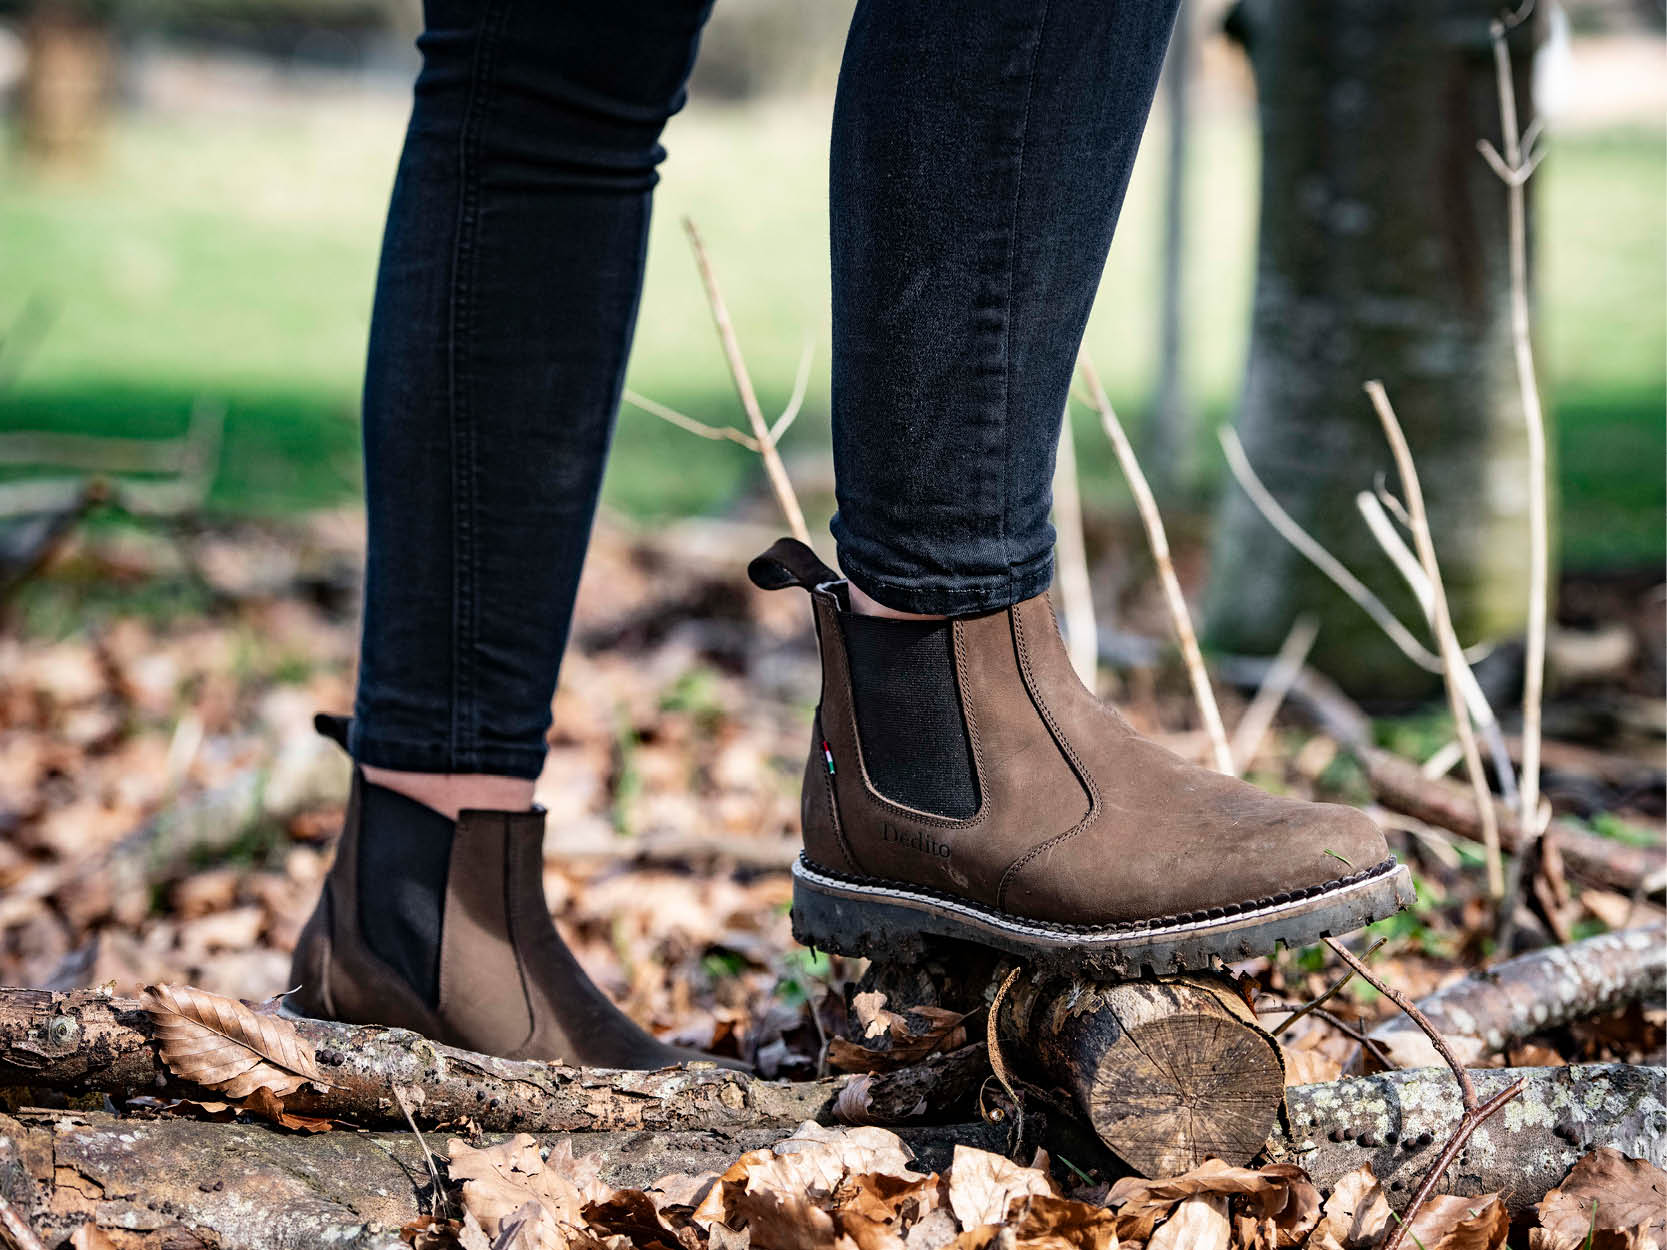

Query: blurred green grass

[1,95,1660,567]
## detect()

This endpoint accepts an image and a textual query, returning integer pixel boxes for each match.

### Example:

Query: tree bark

[0,988,978,1135]
[1269,1063,1667,1213]
[1205,0,1543,698]
[1368,925,1666,1067]
[0,1109,1009,1250]
[1,1066,1658,1248]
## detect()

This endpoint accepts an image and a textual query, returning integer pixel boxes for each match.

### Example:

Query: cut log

[1002,972,1284,1177]
[858,954,1286,1176]
[1368,925,1667,1068]
[0,987,980,1135]
[1269,1063,1667,1213]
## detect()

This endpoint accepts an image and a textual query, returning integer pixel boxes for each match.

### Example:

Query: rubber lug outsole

[790,854,1414,978]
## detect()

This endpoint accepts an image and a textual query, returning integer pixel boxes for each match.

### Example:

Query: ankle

[846,579,947,621]
[360,766,535,822]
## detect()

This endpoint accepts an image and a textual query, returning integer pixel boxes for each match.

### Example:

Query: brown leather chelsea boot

[286,716,721,1069]
[749,539,1413,978]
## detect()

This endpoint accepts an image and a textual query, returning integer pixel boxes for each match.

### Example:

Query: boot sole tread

[791,853,1413,976]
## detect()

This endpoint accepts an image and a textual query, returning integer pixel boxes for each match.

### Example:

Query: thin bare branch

[1324,936,1477,1111]
[1273,936,1385,1038]
[1230,615,1318,773]
[1357,491,1521,812]
[1081,353,1233,774]
[1484,2,1551,881]
[1365,381,1505,897]
[1219,427,1447,674]
[768,332,816,446]
[1323,934,1525,1250]
[622,389,760,451]
[1051,410,1099,689]
[683,218,812,546]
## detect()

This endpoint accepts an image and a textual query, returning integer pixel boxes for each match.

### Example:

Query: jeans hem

[348,723,546,781]
[839,548,1055,616]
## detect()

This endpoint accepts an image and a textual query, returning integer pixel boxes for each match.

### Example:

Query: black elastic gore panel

[358,780,454,1005]
[840,612,979,818]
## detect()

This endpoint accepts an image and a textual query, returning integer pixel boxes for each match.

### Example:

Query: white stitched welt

[793,858,1401,944]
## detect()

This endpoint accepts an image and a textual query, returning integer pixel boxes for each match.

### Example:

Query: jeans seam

[446,0,512,774]
[997,0,1054,607]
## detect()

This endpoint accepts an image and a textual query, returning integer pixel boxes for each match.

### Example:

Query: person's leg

[755,0,1407,976]
[353,0,713,799]
[289,0,723,1067]
[831,0,1177,616]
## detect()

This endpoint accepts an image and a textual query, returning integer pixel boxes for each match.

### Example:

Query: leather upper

[804,581,1390,926]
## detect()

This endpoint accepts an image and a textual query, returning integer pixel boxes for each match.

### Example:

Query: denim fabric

[352,0,1175,779]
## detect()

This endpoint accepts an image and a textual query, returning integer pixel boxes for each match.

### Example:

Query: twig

[1051,409,1099,689]
[1357,490,1521,813]
[1365,381,1504,898]
[1081,352,1233,774]
[1323,937,1476,1109]
[682,218,811,546]
[1480,1,1551,945]
[768,332,815,446]
[391,1083,451,1219]
[1273,936,1385,1037]
[1219,427,1446,674]
[1321,936,1524,1250]
[1230,615,1318,772]
[621,389,760,451]
[1260,997,1397,1071]
[0,1191,47,1250]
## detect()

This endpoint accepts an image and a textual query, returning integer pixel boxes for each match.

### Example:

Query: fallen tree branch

[0,988,980,1136]
[1268,1063,1663,1213]
[2,1065,1657,1250]
[0,1108,1009,1250]
[1369,924,1666,1067]
[1362,746,1665,895]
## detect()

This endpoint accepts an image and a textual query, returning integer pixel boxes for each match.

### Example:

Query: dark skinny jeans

[352,0,1178,779]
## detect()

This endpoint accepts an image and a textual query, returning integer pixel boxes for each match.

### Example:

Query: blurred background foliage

[0,0,1660,568]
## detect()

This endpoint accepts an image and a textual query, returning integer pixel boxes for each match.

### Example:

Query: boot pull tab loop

[313,712,352,753]
[747,537,840,593]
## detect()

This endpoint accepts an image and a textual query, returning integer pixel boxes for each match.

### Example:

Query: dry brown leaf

[241,1084,333,1133]
[447,1133,589,1250]
[1402,1193,1509,1250]
[853,990,907,1040]
[945,1144,1055,1228]
[829,1006,970,1074]
[1147,1193,1231,1250]
[1282,1046,1345,1087]
[1003,1193,1121,1250]
[1531,1149,1667,1250]
[1107,1159,1318,1245]
[1312,1165,1391,1250]
[140,982,327,1099]
[70,1226,118,1250]
[693,1122,924,1242]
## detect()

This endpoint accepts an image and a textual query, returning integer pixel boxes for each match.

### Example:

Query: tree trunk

[1205,0,1543,699]
[19,1,114,172]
